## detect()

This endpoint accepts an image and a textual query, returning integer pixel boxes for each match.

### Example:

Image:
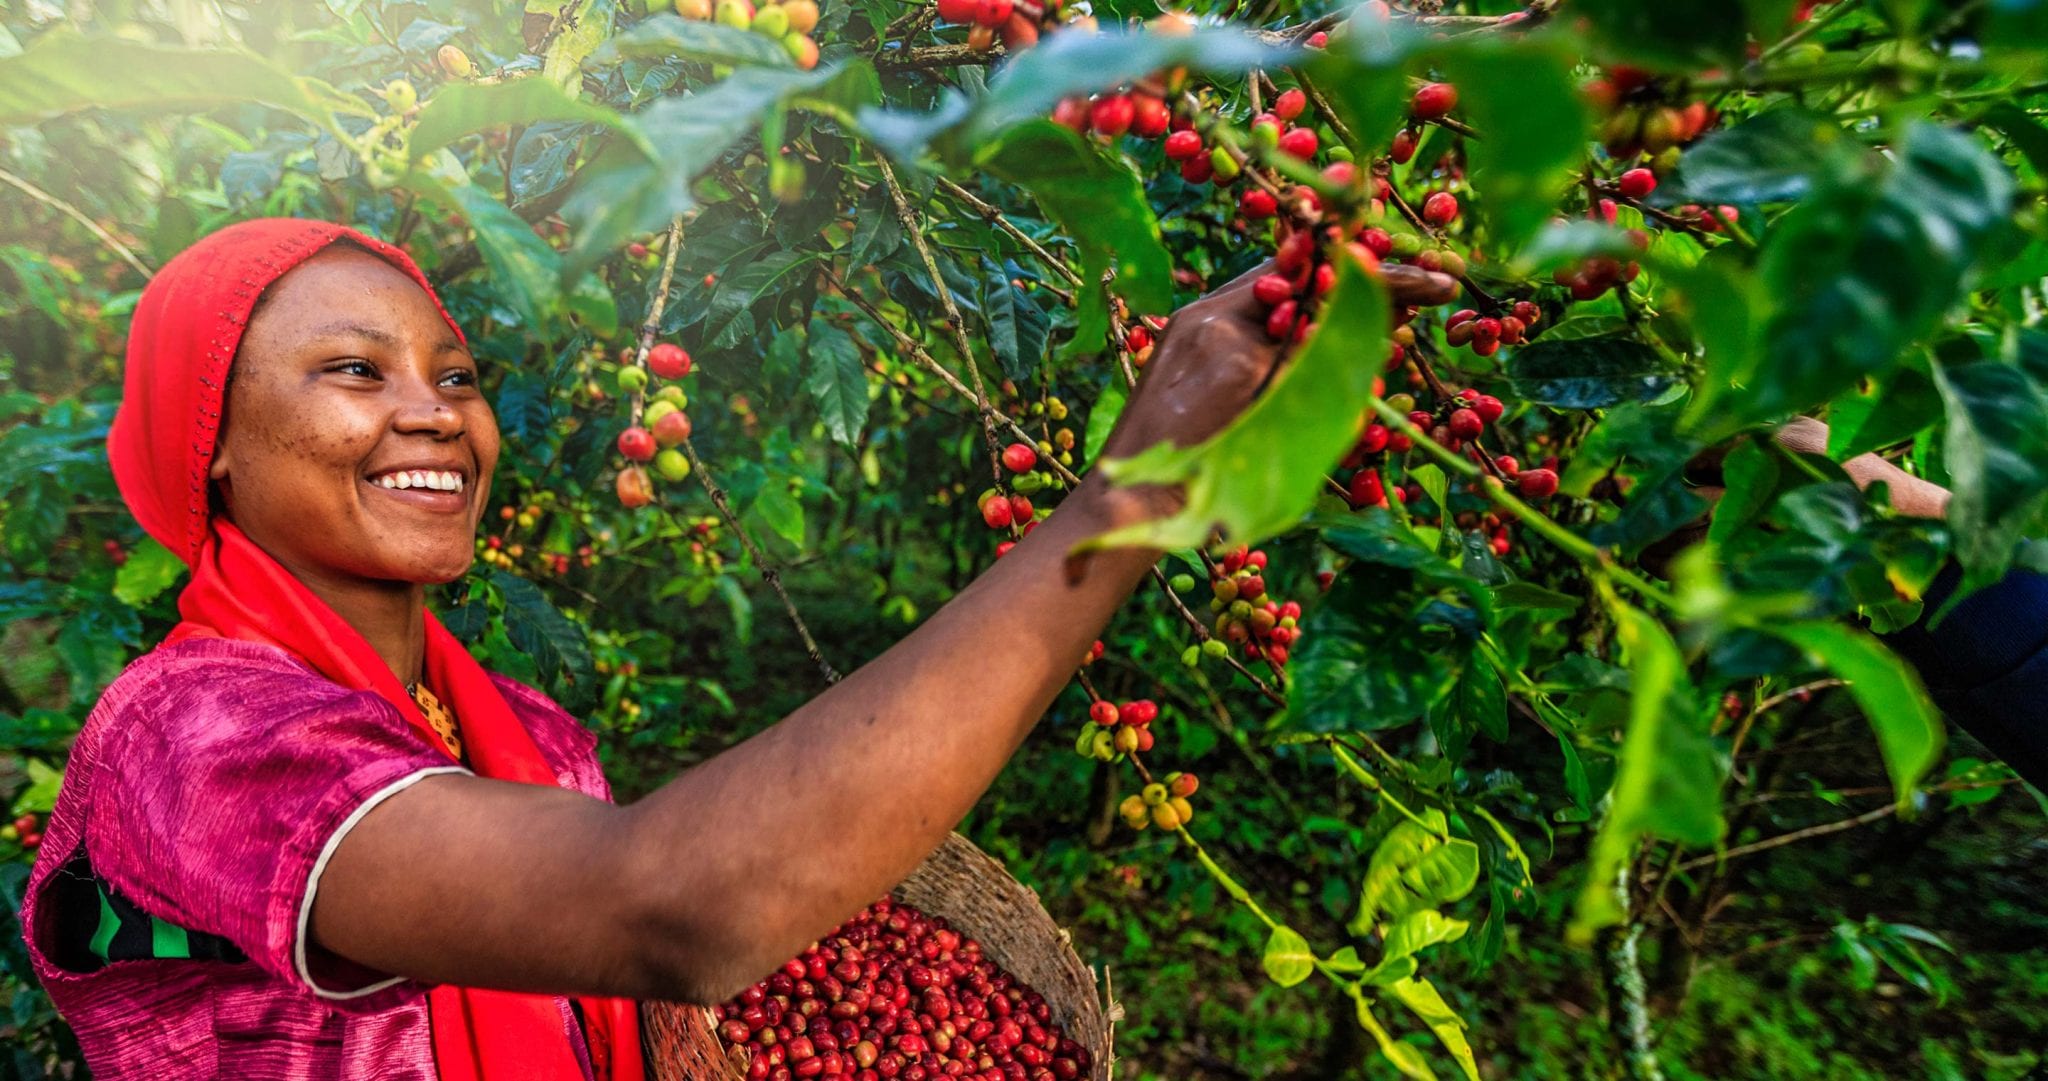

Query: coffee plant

[6,0,2048,1077]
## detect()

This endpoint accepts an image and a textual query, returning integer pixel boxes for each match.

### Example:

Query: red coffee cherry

[1240,188,1278,219]
[1090,94,1134,136]
[1517,468,1560,499]
[1276,126,1318,159]
[648,342,692,379]
[1009,493,1033,521]
[616,466,654,508]
[1390,128,1418,164]
[1473,394,1505,423]
[1423,191,1460,225]
[1448,408,1484,440]
[1512,299,1542,325]
[1163,129,1203,160]
[1617,167,1657,199]
[1001,442,1037,472]
[1410,82,1458,120]
[980,494,1014,528]
[1252,273,1296,307]
[1090,700,1120,726]
[935,0,977,21]
[617,426,657,461]
[653,410,693,447]
[1272,87,1307,121]
[973,0,1011,26]
[1130,93,1171,138]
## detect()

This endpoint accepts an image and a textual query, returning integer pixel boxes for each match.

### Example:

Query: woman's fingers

[1382,265,1461,307]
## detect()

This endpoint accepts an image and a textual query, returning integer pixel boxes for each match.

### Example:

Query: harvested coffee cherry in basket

[713,898,1093,1081]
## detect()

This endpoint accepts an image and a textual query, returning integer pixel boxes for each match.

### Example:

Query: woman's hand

[1773,416,1950,519]
[1100,263,1460,462]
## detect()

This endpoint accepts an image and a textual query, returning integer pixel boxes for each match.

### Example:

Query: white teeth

[372,470,465,492]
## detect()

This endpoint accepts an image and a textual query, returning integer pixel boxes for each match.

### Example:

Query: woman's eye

[332,359,378,378]
[441,369,479,388]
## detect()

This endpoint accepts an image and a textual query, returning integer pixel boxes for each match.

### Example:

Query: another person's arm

[312,266,1459,1004]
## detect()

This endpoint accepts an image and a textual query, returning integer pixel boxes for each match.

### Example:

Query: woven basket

[643,832,1114,1081]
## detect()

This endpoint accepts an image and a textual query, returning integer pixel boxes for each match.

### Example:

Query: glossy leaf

[1571,604,1724,941]
[111,538,184,608]
[410,76,647,162]
[1260,924,1315,988]
[1933,358,2048,593]
[1087,261,1384,551]
[1690,123,2014,437]
[1386,977,1480,1081]
[1507,336,1679,409]
[1768,622,1944,803]
[1352,811,1481,936]
[589,13,795,68]
[805,319,870,447]
[406,171,565,331]
[1666,108,1844,205]
[0,30,339,131]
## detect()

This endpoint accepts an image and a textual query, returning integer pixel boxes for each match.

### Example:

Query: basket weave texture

[643,832,1112,1081]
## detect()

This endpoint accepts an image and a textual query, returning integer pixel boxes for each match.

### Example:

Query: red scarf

[107,218,645,1081]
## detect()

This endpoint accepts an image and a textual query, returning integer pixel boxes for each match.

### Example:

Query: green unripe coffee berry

[643,399,679,426]
[1389,232,1425,258]
[1210,146,1242,181]
[751,4,789,36]
[1170,573,1196,592]
[654,448,692,482]
[1180,645,1202,667]
[617,366,649,393]
[654,384,687,406]
[1201,638,1230,659]
[1141,783,1169,806]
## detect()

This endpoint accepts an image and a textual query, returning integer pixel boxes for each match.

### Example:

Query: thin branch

[937,176,1084,288]
[639,217,842,685]
[0,166,153,279]
[876,42,1003,72]
[1671,803,1899,875]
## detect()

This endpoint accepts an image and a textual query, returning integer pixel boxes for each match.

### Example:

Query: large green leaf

[588,13,795,68]
[1386,977,1480,1081]
[1689,123,2014,437]
[410,76,646,162]
[490,570,593,686]
[542,0,617,91]
[0,30,340,131]
[981,261,1051,383]
[1766,622,1944,803]
[1506,336,1680,409]
[1351,810,1481,936]
[1571,604,1724,941]
[1435,40,1590,245]
[1570,0,1760,68]
[406,170,565,331]
[1084,261,1385,551]
[1933,357,2048,592]
[973,122,1170,358]
[562,62,879,273]
[805,319,870,447]
[1665,108,1844,205]
[111,538,185,608]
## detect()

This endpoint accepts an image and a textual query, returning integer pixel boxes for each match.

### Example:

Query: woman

[22,217,1460,1079]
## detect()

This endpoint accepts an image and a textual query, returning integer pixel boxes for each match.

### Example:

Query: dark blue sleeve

[1882,562,2048,791]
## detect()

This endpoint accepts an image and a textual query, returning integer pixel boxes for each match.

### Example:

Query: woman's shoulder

[484,674,610,799]
[98,637,391,727]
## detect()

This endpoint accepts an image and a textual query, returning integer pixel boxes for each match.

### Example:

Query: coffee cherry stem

[1404,340,1508,482]
[1381,183,1501,312]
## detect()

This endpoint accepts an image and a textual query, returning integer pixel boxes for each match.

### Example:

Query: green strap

[88,886,120,962]
[151,916,191,960]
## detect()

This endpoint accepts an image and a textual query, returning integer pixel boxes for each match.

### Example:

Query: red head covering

[109,218,644,1081]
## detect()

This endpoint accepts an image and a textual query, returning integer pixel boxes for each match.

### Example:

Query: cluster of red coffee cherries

[1442,300,1543,359]
[615,342,695,509]
[9,813,40,851]
[1206,546,1303,667]
[932,0,1052,52]
[714,900,1092,1081]
[1082,696,1159,759]
[1585,65,1719,168]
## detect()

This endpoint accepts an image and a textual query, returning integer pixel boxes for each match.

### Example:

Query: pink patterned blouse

[23,637,615,1079]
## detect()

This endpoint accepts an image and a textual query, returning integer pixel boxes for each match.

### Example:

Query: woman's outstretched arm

[310,265,1460,1004]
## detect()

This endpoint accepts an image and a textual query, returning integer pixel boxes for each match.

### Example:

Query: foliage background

[5,0,2048,1079]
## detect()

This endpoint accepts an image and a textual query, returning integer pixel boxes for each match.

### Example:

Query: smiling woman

[15,214,1463,1081]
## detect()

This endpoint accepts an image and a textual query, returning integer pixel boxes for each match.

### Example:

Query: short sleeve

[83,641,467,1011]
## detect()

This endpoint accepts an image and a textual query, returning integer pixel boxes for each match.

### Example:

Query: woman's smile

[364,464,472,513]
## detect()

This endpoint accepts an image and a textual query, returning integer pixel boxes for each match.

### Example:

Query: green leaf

[589,13,796,69]
[410,76,646,163]
[1707,439,1781,546]
[805,319,870,447]
[542,0,616,92]
[1571,604,1724,942]
[0,30,338,131]
[1689,123,2015,437]
[562,62,878,273]
[1666,108,1843,205]
[112,538,185,608]
[1291,542,1485,732]
[1260,924,1316,988]
[973,122,1170,358]
[752,482,806,549]
[406,170,564,331]
[1507,336,1680,409]
[1085,260,1385,551]
[1378,909,1470,968]
[1766,622,1944,804]
[1352,811,1481,936]
[1435,40,1590,245]
[1933,357,2048,593]
[1386,977,1480,1081]
[1083,381,1127,463]
[490,570,593,687]
[1351,989,1438,1081]
[981,264,1050,383]
[1826,364,1941,460]
[1571,0,1753,68]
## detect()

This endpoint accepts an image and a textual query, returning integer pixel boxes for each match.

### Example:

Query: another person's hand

[1771,416,1950,519]
[1099,263,1459,462]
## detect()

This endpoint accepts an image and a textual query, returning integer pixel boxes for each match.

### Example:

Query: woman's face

[209,246,499,587]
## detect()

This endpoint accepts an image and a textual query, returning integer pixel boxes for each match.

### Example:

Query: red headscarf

[108,218,645,1081]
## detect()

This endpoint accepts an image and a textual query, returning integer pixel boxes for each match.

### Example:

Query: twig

[1670,803,1899,875]
[876,155,1009,491]
[638,218,841,685]
[937,177,1084,289]
[876,43,1003,72]
[0,166,153,279]
[1382,182,1500,312]
[1148,568,1286,707]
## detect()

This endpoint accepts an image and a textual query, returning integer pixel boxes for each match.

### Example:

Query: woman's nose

[392,378,464,437]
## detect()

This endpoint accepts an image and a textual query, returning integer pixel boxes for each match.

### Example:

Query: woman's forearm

[620,474,1172,997]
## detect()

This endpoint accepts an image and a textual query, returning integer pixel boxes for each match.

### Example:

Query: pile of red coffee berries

[1583,66,1718,167]
[615,342,695,509]
[1117,771,1198,831]
[1442,302,1542,359]
[713,899,1093,1081]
